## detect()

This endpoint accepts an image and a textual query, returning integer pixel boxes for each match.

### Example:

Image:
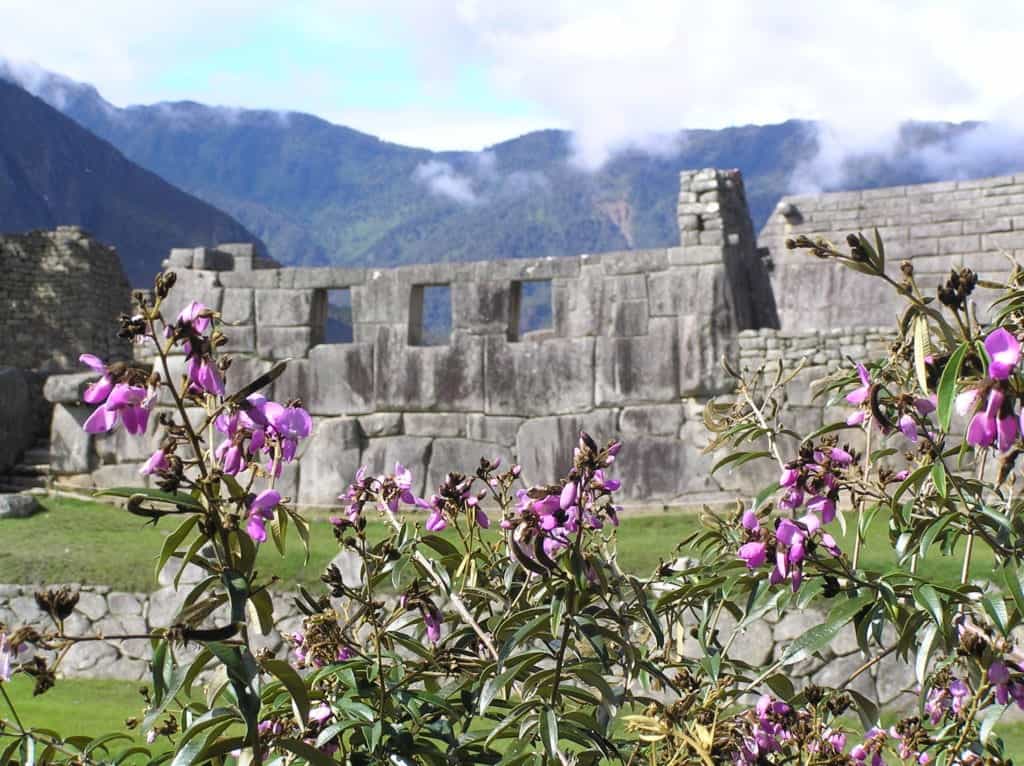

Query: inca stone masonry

[10,167,1024,503]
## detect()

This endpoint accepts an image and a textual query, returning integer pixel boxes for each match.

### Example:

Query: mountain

[4,65,1021,271]
[0,77,264,285]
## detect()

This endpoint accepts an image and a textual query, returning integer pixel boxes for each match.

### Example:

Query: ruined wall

[0,227,131,371]
[760,173,1024,331]
[45,170,777,505]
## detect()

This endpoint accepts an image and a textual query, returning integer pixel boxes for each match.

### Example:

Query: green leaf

[711,450,771,475]
[540,707,559,759]
[913,315,932,395]
[221,570,250,624]
[983,595,1009,634]
[847,688,880,730]
[780,594,871,665]
[226,359,288,404]
[980,703,1007,744]
[931,462,947,499]
[937,343,969,431]
[1003,564,1024,621]
[97,486,204,511]
[261,658,310,727]
[916,622,937,686]
[914,584,944,627]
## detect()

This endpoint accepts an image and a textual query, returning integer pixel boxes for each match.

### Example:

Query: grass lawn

[4,677,1024,757]
[0,495,998,592]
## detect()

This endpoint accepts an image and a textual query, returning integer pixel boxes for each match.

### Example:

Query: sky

[1,1,1023,174]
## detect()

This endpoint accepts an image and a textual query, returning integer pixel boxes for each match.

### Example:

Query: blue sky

[1,1,1023,170]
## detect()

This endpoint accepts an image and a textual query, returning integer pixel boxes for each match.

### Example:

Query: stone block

[50,404,95,474]
[223,356,274,399]
[0,495,42,519]
[271,358,312,405]
[360,436,433,497]
[374,328,484,412]
[484,337,594,416]
[357,413,403,437]
[606,300,649,336]
[93,408,160,464]
[427,438,514,492]
[307,344,375,415]
[297,417,362,507]
[91,463,148,490]
[516,411,619,485]
[466,414,524,446]
[0,367,34,473]
[352,272,411,325]
[612,436,710,501]
[221,289,253,324]
[555,270,603,337]
[404,413,466,437]
[221,324,256,353]
[192,247,233,271]
[288,267,366,289]
[107,592,143,616]
[452,281,513,332]
[619,405,685,436]
[255,289,317,326]
[595,319,679,405]
[599,249,669,275]
[160,270,222,325]
[257,326,313,360]
[43,372,99,404]
[218,269,280,288]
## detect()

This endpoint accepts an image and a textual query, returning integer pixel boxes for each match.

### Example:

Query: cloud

[413,160,479,204]
[3,1,1024,178]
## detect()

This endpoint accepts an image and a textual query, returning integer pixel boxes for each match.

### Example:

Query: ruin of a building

[8,168,1024,503]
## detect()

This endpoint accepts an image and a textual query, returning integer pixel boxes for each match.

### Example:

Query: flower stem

[852,424,872,571]
[0,684,24,732]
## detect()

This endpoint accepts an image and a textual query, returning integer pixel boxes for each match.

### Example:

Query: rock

[43,373,99,404]
[0,494,42,519]
[307,344,375,415]
[360,436,432,497]
[773,611,824,642]
[297,417,362,506]
[357,413,403,437]
[62,640,118,673]
[404,413,466,437]
[595,319,679,406]
[427,439,513,492]
[328,548,365,588]
[49,404,95,474]
[619,405,684,437]
[516,411,619,486]
[255,289,317,326]
[466,414,523,447]
[373,327,484,412]
[484,336,595,416]
[0,367,35,473]
[257,326,313,360]
[74,591,108,621]
[147,587,187,628]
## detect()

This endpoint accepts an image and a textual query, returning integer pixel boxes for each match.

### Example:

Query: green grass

[2,676,147,738]
[4,677,1024,757]
[0,495,1000,592]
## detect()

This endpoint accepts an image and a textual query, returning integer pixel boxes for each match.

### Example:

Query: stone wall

[45,170,777,505]
[0,227,131,372]
[760,173,1024,331]
[0,580,913,707]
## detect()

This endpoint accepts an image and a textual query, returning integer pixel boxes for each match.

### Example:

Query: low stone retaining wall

[0,580,914,707]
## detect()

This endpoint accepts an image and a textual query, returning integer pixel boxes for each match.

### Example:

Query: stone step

[21,447,51,466]
[9,463,51,477]
[0,475,48,492]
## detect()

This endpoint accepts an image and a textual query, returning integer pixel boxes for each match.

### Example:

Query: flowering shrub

[2,234,1024,764]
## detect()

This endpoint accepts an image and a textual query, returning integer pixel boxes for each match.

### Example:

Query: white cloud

[413,160,479,204]
[2,0,1023,179]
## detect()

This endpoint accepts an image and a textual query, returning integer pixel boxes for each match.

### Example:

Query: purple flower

[986,327,1021,380]
[177,300,213,334]
[967,389,1017,451]
[140,449,170,475]
[738,541,767,569]
[425,508,447,532]
[846,363,871,405]
[0,633,13,682]
[84,383,151,435]
[245,489,281,543]
[79,354,113,404]
[806,495,836,523]
[265,402,312,462]
[741,509,760,531]
[309,704,332,724]
[185,351,224,397]
[423,604,442,643]
[899,413,918,442]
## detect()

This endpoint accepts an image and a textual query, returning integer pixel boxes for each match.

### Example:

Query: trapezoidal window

[508,279,553,341]
[408,284,452,346]
[318,288,353,344]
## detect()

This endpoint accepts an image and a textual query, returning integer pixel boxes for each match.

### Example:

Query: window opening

[409,284,452,346]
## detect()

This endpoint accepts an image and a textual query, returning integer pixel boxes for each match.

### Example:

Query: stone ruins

[9,167,1024,505]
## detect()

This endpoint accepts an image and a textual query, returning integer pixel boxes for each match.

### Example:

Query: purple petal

[246,515,268,543]
[250,489,281,515]
[986,328,1021,380]
[899,414,918,442]
[82,376,113,405]
[79,353,107,374]
[967,412,996,447]
[998,415,1019,452]
[83,405,118,434]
